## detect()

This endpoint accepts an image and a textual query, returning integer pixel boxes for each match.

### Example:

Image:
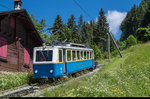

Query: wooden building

[0,9,43,72]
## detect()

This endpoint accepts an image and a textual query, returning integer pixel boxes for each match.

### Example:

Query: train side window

[67,50,71,61]
[92,51,94,59]
[81,51,83,60]
[77,51,80,60]
[90,51,92,59]
[87,51,89,59]
[59,50,63,62]
[82,51,84,60]
[72,51,76,61]
[84,51,87,59]
[79,51,81,60]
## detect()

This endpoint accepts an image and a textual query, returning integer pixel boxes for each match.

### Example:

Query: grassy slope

[41,42,150,97]
[0,72,36,92]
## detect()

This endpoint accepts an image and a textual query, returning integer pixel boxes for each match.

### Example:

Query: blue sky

[0,0,141,40]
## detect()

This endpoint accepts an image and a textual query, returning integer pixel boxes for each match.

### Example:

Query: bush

[91,43,103,60]
[118,41,127,50]
[137,28,150,42]
[0,72,39,91]
[110,49,118,58]
[126,35,137,48]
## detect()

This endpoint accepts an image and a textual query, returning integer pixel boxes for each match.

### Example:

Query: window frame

[10,17,15,28]
[66,49,72,62]
[24,48,30,65]
[84,51,87,59]
[0,19,1,32]
[79,50,81,60]
[0,36,7,62]
[87,51,90,59]
[35,49,53,63]
[72,50,76,61]
[59,49,63,62]
[77,50,80,61]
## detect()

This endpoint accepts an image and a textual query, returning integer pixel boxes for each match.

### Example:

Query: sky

[0,0,142,40]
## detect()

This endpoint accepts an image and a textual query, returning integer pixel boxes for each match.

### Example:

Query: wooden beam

[109,32,122,58]
[108,33,110,60]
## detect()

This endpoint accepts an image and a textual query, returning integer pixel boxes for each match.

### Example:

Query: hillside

[40,42,150,97]
[120,0,150,41]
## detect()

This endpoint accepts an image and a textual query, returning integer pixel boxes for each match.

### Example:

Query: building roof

[0,9,44,45]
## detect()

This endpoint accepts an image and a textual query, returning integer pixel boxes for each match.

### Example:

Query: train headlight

[50,70,53,73]
[35,70,38,74]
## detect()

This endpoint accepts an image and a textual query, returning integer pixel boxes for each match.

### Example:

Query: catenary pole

[108,33,110,60]
[108,32,122,58]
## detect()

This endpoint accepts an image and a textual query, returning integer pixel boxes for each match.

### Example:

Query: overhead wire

[72,0,93,20]
[0,3,12,10]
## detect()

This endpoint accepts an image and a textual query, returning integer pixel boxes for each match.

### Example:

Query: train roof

[34,42,93,51]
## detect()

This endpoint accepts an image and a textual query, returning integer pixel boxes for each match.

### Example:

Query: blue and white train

[33,43,95,78]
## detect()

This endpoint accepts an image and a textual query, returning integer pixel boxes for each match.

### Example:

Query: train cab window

[36,50,53,62]
[72,51,76,61]
[87,51,89,59]
[67,50,71,61]
[84,51,87,59]
[77,51,80,60]
[59,50,63,62]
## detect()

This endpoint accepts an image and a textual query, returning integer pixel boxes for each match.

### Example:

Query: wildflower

[120,92,123,94]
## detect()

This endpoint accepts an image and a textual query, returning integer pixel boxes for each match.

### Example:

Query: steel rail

[0,64,105,97]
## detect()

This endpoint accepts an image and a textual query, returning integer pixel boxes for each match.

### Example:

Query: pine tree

[120,5,137,41]
[80,21,87,43]
[88,21,94,44]
[94,8,109,53]
[78,15,83,42]
[120,0,150,41]
[30,14,49,43]
[67,14,80,43]
[141,1,150,27]
[52,15,65,42]
[78,15,83,34]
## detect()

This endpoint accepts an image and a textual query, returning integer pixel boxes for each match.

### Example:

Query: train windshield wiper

[40,51,46,61]
[46,50,49,59]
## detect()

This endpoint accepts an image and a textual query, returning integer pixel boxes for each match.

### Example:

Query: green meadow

[40,42,150,97]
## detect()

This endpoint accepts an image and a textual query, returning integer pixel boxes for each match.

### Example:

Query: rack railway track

[0,64,104,97]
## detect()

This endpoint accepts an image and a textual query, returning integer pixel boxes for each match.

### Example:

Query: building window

[10,17,15,28]
[0,20,1,32]
[0,36,7,60]
[24,48,30,65]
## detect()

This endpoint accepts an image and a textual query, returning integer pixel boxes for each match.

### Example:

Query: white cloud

[106,10,127,35]
[95,17,98,22]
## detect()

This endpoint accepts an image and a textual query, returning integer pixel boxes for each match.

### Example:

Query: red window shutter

[10,17,15,28]
[24,48,30,65]
[0,36,7,59]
